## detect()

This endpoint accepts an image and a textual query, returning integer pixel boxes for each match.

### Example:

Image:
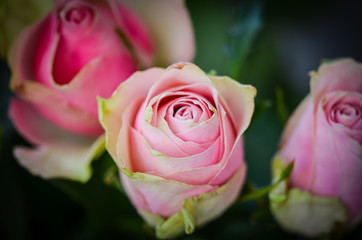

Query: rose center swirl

[60,3,94,26]
[330,102,361,128]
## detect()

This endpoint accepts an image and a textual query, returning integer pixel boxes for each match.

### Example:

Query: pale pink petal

[14,134,105,183]
[120,0,194,64]
[308,102,340,196]
[335,134,362,222]
[98,68,164,161]
[9,99,105,182]
[322,91,362,144]
[279,96,315,190]
[209,107,242,185]
[120,171,217,218]
[310,101,362,221]
[310,59,362,104]
[209,75,256,136]
[129,127,221,183]
[145,64,212,104]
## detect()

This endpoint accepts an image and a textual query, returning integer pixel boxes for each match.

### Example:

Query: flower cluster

[4,0,361,238]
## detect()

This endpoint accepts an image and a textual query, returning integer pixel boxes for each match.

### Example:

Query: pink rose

[8,0,194,182]
[270,58,362,236]
[98,63,256,238]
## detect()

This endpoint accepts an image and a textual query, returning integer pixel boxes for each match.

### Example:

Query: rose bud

[8,0,194,182]
[270,58,362,236]
[98,62,256,238]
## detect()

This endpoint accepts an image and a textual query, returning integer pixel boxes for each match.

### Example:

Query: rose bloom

[98,62,256,238]
[270,58,362,236]
[8,0,194,182]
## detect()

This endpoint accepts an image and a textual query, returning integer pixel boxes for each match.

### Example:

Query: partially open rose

[8,0,194,182]
[98,63,256,238]
[270,58,362,236]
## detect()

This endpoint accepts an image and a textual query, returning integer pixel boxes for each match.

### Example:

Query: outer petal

[12,81,102,136]
[9,99,105,182]
[108,0,154,67]
[310,99,362,221]
[208,75,256,185]
[121,168,217,218]
[310,58,362,104]
[121,0,195,64]
[279,96,315,190]
[9,13,58,89]
[98,68,164,162]
[56,54,136,117]
[208,75,256,136]
[134,166,245,239]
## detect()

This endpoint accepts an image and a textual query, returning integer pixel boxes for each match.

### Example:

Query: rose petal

[279,96,315,190]
[120,169,218,218]
[145,64,211,104]
[98,68,164,162]
[9,98,96,145]
[9,99,105,182]
[121,0,194,64]
[310,101,362,221]
[11,81,102,136]
[55,54,136,117]
[14,134,105,183]
[108,0,154,67]
[129,127,221,179]
[310,58,362,104]
[9,13,59,89]
[137,166,246,239]
[208,75,256,136]
[322,91,362,144]
[53,0,136,85]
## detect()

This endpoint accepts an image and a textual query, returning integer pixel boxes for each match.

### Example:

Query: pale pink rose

[98,62,256,238]
[272,58,362,235]
[8,0,195,182]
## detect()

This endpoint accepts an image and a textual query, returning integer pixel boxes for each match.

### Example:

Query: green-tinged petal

[269,156,348,236]
[98,68,163,162]
[15,135,105,183]
[208,75,256,135]
[130,167,245,239]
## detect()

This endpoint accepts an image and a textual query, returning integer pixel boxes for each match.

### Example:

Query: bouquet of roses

[0,0,361,239]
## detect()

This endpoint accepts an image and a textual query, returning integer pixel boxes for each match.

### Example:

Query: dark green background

[1,0,362,239]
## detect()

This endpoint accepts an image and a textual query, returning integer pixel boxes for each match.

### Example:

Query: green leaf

[279,161,294,181]
[236,161,294,204]
[227,1,263,80]
[275,86,289,124]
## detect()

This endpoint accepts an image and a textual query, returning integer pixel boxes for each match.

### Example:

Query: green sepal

[269,156,348,237]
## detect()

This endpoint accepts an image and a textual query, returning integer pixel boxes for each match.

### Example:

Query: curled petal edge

[123,166,245,239]
[15,135,105,183]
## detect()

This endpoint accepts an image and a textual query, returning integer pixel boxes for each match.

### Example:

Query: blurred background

[1,0,362,239]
